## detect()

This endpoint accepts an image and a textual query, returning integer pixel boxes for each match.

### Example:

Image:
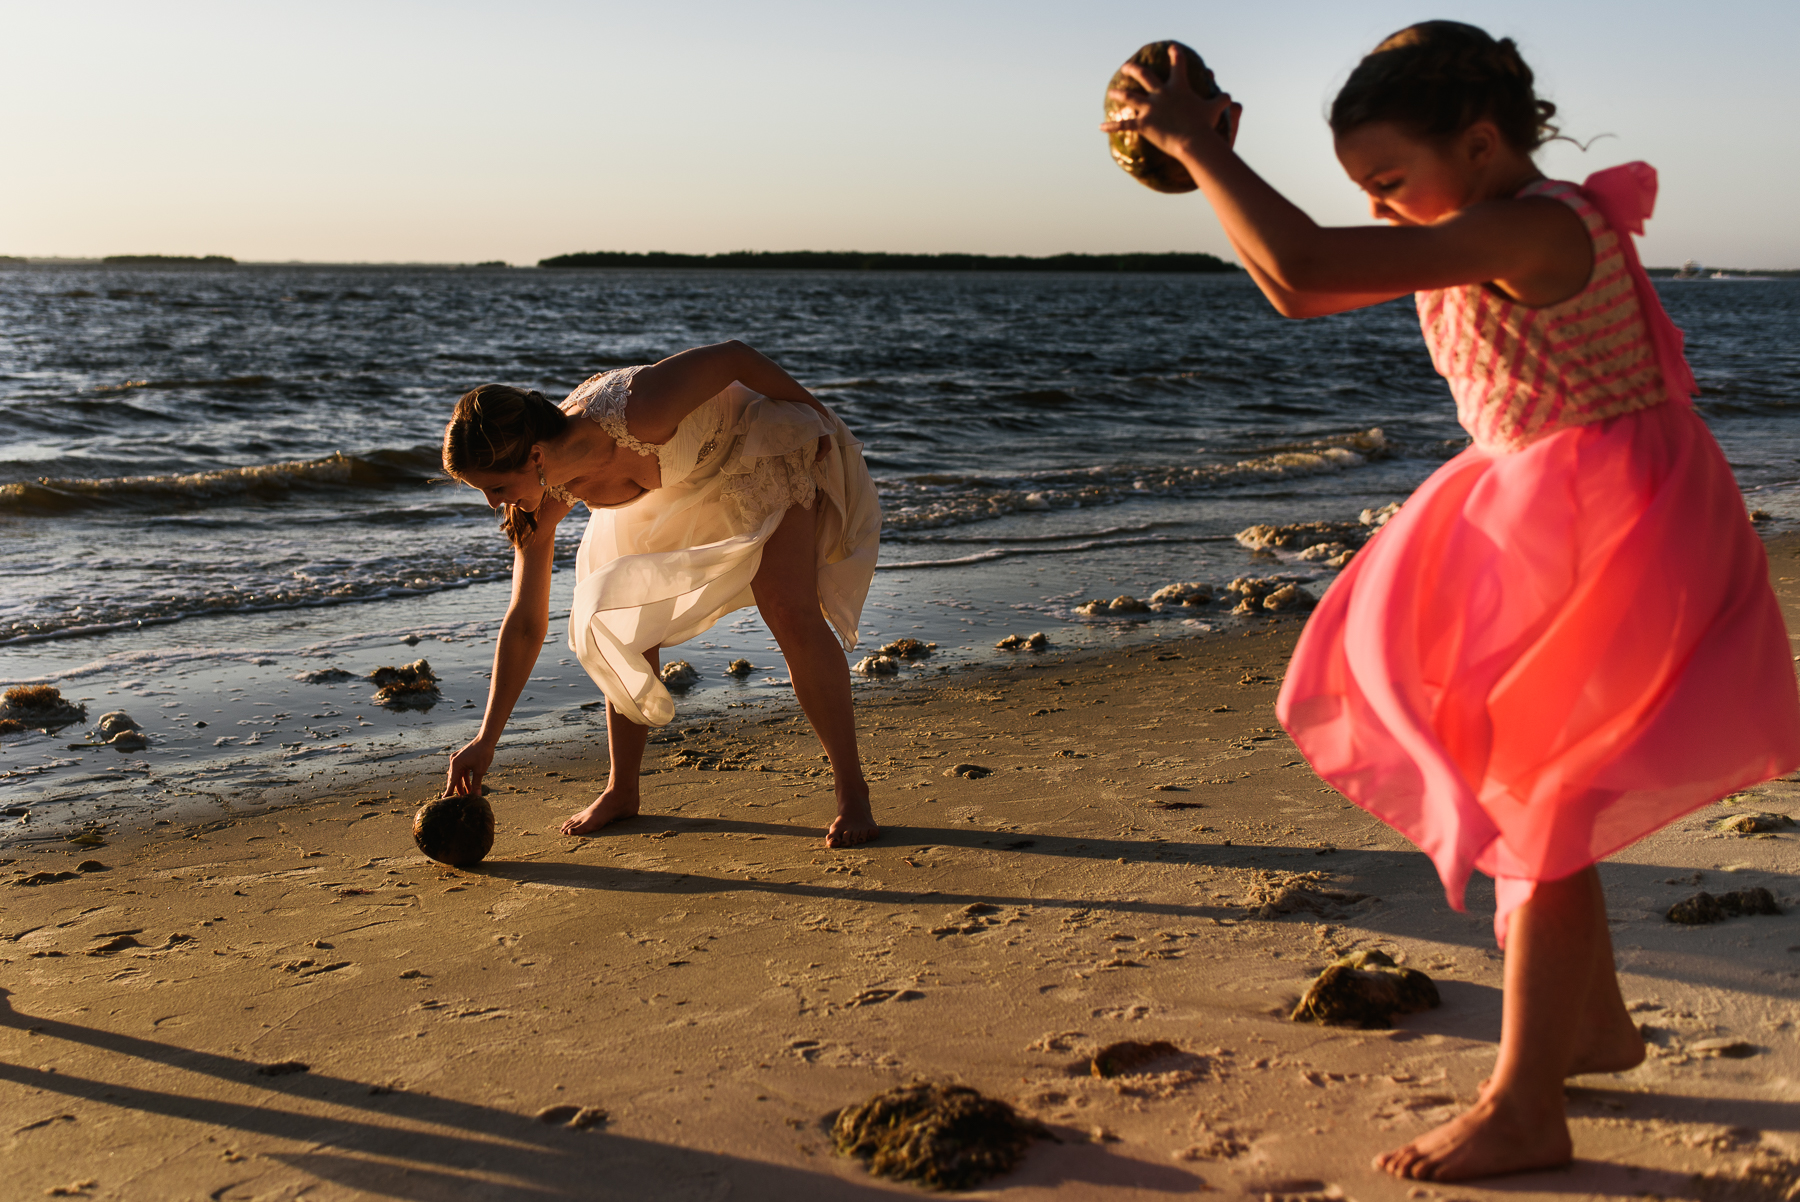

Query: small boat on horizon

[1668,259,1775,281]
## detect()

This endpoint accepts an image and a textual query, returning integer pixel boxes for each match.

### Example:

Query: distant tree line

[537,249,1239,273]
[102,255,237,265]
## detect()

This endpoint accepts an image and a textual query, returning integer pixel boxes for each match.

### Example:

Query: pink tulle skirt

[1278,401,1800,944]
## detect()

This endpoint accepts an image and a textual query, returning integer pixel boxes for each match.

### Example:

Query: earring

[538,468,547,487]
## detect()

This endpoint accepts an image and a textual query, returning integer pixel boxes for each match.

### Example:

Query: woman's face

[1334,120,1487,226]
[460,464,540,513]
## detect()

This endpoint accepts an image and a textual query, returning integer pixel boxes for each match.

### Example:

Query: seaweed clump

[1667,888,1782,925]
[0,684,88,732]
[833,1081,1049,1191]
[1291,949,1440,1028]
[369,660,440,709]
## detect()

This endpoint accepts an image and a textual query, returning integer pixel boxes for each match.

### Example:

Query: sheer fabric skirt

[568,394,881,727]
[1278,401,1800,943]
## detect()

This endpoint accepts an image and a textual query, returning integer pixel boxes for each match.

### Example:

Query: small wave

[877,532,1237,571]
[0,620,492,687]
[0,447,441,515]
[887,520,1189,545]
[879,429,1389,532]
[92,374,275,393]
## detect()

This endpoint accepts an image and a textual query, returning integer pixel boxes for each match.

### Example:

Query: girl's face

[1334,120,1491,226]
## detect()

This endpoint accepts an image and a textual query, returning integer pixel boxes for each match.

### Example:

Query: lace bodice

[562,366,658,457]
[561,366,726,488]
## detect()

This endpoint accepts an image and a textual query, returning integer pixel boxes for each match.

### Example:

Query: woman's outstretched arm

[626,341,832,442]
[446,528,557,796]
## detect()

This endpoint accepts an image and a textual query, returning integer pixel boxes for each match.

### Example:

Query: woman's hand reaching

[1101,44,1241,153]
[447,736,495,798]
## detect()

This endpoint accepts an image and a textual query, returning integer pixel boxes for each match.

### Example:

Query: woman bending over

[442,340,883,847]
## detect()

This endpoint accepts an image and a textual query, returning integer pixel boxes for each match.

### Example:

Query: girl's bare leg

[753,501,878,848]
[1376,866,1641,1181]
[561,647,658,835]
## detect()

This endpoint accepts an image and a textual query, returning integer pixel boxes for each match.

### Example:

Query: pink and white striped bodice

[1416,180,1666,452]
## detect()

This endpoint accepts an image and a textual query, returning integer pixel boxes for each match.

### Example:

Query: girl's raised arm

[626,341,833,441]
[1101,46,1590,313]
[445,529,558,796]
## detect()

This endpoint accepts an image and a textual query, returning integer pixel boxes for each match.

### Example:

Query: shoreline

[3,540,1798,1198]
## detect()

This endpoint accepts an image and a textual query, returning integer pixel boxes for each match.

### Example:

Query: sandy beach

[4,538,1799,1201]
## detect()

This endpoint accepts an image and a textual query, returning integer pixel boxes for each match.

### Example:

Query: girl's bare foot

[1376,1092,1572,1181]
[825,786,879,848]
[561,787,640,836]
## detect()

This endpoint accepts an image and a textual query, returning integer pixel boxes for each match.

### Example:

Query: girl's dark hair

[442,383,568,548]
[1330,21,1558,152]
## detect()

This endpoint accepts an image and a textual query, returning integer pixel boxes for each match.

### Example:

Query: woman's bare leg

[1376,866,1640,1181]
[561,647,658,835]
[753,502,877,848]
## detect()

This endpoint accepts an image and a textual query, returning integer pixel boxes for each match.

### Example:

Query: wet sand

[4,539,1800,1200]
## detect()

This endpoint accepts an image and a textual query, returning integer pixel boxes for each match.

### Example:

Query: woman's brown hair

[442,383,569,548]
[1330,21,1559,153]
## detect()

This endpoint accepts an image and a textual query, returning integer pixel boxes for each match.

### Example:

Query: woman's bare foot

[561,787,640,836]
[825,786,879,848]
[1376,1092,1572,1181]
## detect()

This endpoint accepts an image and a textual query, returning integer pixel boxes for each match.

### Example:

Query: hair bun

[1334,20,1559,152]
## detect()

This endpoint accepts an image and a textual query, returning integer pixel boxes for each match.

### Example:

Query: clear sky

[5,0,1797,267]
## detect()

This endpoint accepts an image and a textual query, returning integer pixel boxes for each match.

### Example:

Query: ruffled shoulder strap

[561,366,660,458]
[1578,163,1699,406]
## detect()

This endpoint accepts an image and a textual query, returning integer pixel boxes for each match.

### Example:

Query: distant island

[538,250,1238,273]
[102,254,236,266]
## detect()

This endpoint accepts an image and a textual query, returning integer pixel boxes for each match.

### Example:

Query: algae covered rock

[107,729,148,752]
[1149,582,1214,606]
[1223,576,1316,615]
[96,711,140,738]
[833,1081,1050,1190]
[369,659,441,709]
[1090,1039,1182,1078]
[412,793,495,867]
[1076,596,1150,617]
[879,637,937,659]
[658,660,700,690]
[1716,811,1794,835]
[723,658,756,677]
[1291,949,1440,1029]
[854,654,900,676]
[1104,41,1223,193]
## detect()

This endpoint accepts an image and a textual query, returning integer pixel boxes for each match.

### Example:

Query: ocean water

[3,266,1797,837]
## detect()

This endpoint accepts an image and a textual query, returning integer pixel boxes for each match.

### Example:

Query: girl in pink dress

[1104,20,1800,1183]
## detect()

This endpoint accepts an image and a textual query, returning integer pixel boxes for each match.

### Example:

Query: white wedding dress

[560,366,881,727]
